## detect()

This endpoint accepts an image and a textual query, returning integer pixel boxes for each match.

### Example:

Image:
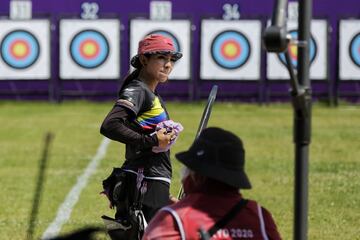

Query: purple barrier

[0,0,359,103]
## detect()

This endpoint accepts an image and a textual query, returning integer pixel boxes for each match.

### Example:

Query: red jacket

[143,179,281,240]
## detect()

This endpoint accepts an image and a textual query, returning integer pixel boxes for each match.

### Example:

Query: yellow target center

[82,42,97,57]
[224,43,238,57]
[289,44,298,57]
[13,42,28,57]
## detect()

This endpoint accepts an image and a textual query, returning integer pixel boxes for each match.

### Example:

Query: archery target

[277,30,317,68]
[69,30,109,69]
[1,30,40,69]
[267,20,328,80]
[211,30,251,69]
[0,20,50,79]
[349,33,360,67]
[200,20,261,80]
[130,19,191,80]
[60,19,120,79]
[339,20,360,80]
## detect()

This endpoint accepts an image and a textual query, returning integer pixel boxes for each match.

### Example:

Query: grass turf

[0,101,359,239]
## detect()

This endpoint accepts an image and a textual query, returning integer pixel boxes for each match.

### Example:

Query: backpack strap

[161,207,186,240]
[132,168,146,210]
[257,203,269,240]
[201,198,248,239]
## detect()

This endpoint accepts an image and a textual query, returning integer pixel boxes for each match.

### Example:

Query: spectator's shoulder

[144,208,180,239]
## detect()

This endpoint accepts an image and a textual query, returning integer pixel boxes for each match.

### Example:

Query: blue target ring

[349,33,360,67]
[0,30,40,69]
[147,30,181,52]
[278,30,317,68]
[211,30,251,69]
[70,30,109,69]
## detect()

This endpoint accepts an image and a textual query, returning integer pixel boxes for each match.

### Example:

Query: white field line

[41,137,111,240]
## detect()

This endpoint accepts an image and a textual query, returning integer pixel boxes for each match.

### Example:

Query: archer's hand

[156,128,175,149]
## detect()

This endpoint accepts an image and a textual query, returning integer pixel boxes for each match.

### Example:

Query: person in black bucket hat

[143,127,282,240]
[176,126,251,189]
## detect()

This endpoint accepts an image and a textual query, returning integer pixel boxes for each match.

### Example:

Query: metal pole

[294,0,312,239]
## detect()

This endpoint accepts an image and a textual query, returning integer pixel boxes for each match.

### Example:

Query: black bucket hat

[176,127,252,189]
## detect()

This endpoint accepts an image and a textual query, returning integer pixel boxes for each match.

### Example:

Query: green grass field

[0,101,359,240]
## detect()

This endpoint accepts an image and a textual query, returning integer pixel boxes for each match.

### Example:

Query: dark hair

[118,54,152,95]
[118,68,140,95]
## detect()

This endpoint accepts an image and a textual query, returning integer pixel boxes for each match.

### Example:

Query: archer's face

[141,54,176,83]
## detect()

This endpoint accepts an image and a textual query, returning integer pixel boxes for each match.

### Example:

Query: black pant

[114,172,170,223]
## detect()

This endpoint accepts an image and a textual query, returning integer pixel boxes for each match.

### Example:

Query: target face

[339,20,360,80]
[200,19,261,80]
[59,19,120,79]
[349,33,360,67]
[69,30,109,69]
[0,20,50,80]
[278,30,317,68]
[210,30,251,69]
[0,30,40,69]
[147,30,181,52]
[267,19,328,80]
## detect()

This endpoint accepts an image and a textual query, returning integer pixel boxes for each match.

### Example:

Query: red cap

[131,34,182,68]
